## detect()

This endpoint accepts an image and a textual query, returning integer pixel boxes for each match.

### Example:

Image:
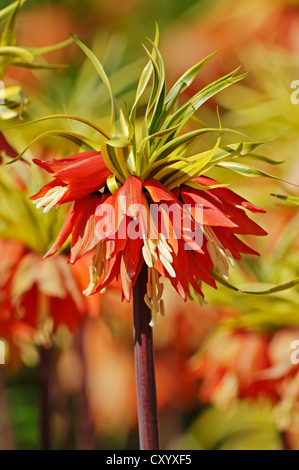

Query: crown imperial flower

[28,29,270,325]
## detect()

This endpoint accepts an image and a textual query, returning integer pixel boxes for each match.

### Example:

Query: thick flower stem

[133,263,160,450]
[39,345,52,451]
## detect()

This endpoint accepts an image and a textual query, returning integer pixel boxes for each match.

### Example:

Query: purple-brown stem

[39,345,52,450]
[133,263,160,450]
[280,431,290,451]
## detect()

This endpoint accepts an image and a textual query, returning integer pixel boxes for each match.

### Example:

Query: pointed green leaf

[0,0,20,47]
[165,121,222,189]
[200,141,266,173]
[183,181,228,191]
[107,134,131,148]
[152,160,190,182]
[211,271,299,295]
[270,194,299,206]
[71,34,120,132]
[8,130,98,164]
[142,155,189,180]
[164,69,248,137]
[151,127,224,163]
[150,52,218,135]
[146,39,166,135]
[10,60,69,70]
[129,22,159,124]
[217,161,299,186]
[0,1,26,25]
[0,46,34,62]
[27,37,73,57]
[142,45,160,118]
[101,141,125,182]
[138,124,180,158]
[165,52,218,105]
[1,113,112,140]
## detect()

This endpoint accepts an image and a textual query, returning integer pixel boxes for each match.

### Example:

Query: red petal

[212,227,260,259]
[144,178,179,203]
[149,200,182,249]
[30,180,67,201]
[116,175,143,217]
[33,151,103,174]
[44,203,76,258]
[221,201,267,236]
[211,228,242,260]
[120,232,143,302]
[192,251,217,288]
[184,186,267,236]
[96,254,121,292]
[70,193,103,264]
[54,155,111,202]
[155,240,189,301]
[194,176,266,213]
[181,185,238,228]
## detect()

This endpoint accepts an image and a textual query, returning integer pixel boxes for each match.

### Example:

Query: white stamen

[83,265,98,296]
[142,242,153,268]
[33,186,68,213]
[205,226,234,280]
[142,234,175,279]
[83,242,106,296]
[145,267,165,327]
[157,239,173,263]
[225,249,236,268]
[159,254,176,278]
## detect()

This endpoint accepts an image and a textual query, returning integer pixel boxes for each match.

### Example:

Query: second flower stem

[39,345,51,451]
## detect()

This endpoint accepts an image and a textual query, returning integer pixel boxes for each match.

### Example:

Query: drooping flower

[0,239,88,343]
[189,327,299,431]
[26,29,274,325]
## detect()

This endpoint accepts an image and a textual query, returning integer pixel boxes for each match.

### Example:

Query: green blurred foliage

[173,400,283,450]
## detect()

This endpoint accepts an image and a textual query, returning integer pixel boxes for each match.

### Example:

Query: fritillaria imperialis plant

[11,25,297,449]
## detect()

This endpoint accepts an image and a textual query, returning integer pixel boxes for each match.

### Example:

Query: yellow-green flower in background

[0,0,72,120]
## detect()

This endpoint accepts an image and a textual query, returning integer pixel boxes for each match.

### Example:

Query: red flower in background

[190,328,299,429]
[0,140,103,358]
[0,238,101,358]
